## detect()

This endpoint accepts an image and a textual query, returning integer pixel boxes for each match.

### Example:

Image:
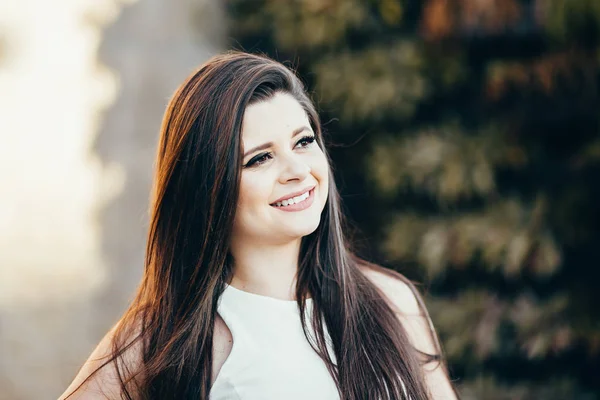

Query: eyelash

[244,135,316,168]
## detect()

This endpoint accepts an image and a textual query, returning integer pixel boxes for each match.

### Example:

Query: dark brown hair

[68,51,452,399]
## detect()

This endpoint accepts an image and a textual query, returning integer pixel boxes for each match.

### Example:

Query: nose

[278,154,311,183]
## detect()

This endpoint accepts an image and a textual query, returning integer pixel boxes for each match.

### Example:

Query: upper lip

[271,185,316,204]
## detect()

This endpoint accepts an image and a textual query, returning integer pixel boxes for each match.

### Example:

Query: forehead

[241,92,311,145]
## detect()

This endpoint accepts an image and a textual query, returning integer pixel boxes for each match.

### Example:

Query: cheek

[310,151,330,200]
[238,173,273,213]
[312,150,329,181]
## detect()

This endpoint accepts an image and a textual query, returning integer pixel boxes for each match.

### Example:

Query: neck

[229,238,302,301]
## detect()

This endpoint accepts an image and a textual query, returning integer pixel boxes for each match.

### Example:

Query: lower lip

[271,189,315,212]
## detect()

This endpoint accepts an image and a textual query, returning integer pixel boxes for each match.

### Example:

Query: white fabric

[209,284,340,400]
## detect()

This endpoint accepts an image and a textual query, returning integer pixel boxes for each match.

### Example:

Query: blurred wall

[0,0,224,398]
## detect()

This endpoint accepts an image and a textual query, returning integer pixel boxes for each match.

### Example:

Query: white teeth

[273,190,311,207]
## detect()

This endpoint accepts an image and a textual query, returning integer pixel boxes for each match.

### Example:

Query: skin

[58,92,457,399]
[228,92,329,301]
[225,92,457,398]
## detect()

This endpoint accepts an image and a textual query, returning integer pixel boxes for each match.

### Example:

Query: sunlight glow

[0,0,135,306]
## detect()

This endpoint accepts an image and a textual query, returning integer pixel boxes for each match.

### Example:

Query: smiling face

[231,92,329,246]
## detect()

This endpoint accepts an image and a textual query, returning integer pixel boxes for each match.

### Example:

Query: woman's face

[231,92,329,245]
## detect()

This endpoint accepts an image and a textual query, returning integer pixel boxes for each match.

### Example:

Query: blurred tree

[226,0,600,398]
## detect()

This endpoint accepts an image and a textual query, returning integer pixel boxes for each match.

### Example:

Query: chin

[282,216,322,239]
[268,197,326,239]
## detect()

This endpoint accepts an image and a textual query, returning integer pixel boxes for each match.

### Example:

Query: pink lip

[270,185,316,205]
[270,188,315,212]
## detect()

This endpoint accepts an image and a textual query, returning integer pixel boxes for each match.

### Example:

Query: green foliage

[227,0,600,397]
[314,41,427,122]
[266,0,373,50]
[382,197,562,280]
[459,375,597,400]
[367,123,503,201]
[542,0,600,44]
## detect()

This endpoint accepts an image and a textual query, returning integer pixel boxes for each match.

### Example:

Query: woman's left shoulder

[359,262,460,398]
[358,262,422,316]
[358,262,436,354]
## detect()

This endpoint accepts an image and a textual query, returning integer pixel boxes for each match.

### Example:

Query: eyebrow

[242,125,312,158]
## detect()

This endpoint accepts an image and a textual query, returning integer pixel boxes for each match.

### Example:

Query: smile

[270,188,315,212]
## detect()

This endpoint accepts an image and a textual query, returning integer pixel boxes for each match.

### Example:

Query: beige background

[0,0,223,398]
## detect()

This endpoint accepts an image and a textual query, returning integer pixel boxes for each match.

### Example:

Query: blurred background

[1,0,598,399]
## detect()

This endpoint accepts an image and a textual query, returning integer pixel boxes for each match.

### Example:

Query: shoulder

[59,318,143,399]
[358,262,439,355]
[358,263,422,316]
[359,263,459,399]
[212,313,233,385]
[62,313,234,397]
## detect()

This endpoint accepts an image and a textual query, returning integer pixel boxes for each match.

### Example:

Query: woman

[60,51,458,400]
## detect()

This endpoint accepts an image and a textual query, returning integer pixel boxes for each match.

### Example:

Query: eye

[296,135,316,148]
[244,152,272,168]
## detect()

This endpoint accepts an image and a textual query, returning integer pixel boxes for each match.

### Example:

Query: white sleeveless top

[209,284,340,400]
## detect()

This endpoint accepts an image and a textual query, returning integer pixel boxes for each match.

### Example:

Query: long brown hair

[70,51,449,399]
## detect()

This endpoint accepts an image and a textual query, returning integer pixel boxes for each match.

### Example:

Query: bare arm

[59,322,142,400]
[211,313,233,385]
[361,265,459,400]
